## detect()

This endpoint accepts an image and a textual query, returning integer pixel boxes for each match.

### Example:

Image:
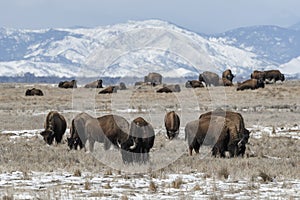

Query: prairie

[0,81,299,199]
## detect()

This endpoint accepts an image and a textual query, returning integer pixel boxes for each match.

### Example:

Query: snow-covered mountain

[0,20,299,79]
[213,25,300,64]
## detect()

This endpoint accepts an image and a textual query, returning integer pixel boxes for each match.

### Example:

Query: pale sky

[1,0,300,33]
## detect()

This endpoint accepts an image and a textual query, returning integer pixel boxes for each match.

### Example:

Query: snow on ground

[1,125,299,199]
[0,170,299,199]
[249,125,300,140]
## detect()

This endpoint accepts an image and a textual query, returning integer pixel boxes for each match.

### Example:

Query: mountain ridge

[0,19,299,79]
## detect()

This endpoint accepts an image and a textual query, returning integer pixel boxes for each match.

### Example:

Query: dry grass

[0,81,299,198]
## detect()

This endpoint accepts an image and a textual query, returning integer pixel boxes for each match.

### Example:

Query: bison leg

[228,143,238,157]
[55,133,63,144]
[188,146,193,156]
[89,138,95,152]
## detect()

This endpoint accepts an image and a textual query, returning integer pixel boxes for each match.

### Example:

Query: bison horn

[117,140,122,148]
[237,139,243,148]
[129,139,137,150]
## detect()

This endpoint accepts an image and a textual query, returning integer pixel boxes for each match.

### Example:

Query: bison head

[280,74,285,81]
[67,137,83,150]
[25,89,32,96]
[257,78,265,88]
[119,137,139,164]
[40,129,55,145]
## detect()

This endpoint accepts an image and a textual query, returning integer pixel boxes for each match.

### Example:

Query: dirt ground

[0,81,299,199]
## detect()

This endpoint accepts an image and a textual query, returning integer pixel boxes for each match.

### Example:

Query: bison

[58,80,77,89]
[144,72,162,86]
[99,86,117,94]
[25,88,44,96]
[164,111,180,139]
[185,80,204,88]
[84,79,103,88]
[40,111,67,145]
[157,84,181,93]
[237,79,264,91]
[119,82,127,90]
[250,70,266,81]
[199,71,220,87]
[119,117,155,164]
[68,113,129,152]
[185,116,241,157]
[222,69,235,82]
[199,108,250,156]
[264,70,285,83]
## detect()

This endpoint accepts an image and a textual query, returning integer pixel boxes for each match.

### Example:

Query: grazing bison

[164,111,180,140]
[222,69,235,82]
[199,108,250,156]
[264,70,285,83]
[250,70,266,81]
[144,72,163,85]
[185,116,241,157]
[40,111,67,145]
[58,80,77,89]
[199,71,220,87]
[237,79,265,91]
[68,113,129,152]
[99,86,117,94]
[120,117,155,164]
[25,88,44,96]
[157,84,181,93]
[84,79,103,88]
[185,80,204,88]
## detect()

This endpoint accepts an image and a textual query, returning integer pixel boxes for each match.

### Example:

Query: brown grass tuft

[73,169,81,177]
[149,181,157,192]
[258,170,273,182]
[2,196,13,200]
[84,180,91,190]
[171,177,184,189]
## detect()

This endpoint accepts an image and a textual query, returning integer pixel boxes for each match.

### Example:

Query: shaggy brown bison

[58,80,77,88]
[185,116,241,157]
[237,79,264,91]
[25,88,44,96]
[144,72,163,85]
[157,84,181,93]
[119,117,155,164]
[185,80,204,88]
[68,113,129,152]
[222,69,235,82]
[98,86,117,94]
[250,70,266,81]
[199,71,220,86]
[164,111,180,139]
[264,70,285,83]
[84,79,103,88]
[199,108,250,156]
[40,111,67,145]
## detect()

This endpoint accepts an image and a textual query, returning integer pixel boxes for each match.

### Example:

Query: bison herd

[32,68,285,164]
[39,107,250,164]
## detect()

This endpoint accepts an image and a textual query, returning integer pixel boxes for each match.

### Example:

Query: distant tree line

[0,72,199,85]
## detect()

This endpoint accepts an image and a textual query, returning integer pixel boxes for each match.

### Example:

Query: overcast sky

[1,0,300,33]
